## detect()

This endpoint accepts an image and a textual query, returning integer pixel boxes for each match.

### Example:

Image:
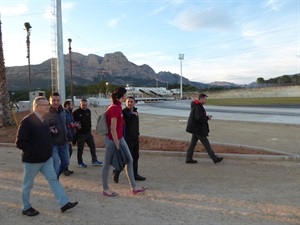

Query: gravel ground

[0,108,299,225]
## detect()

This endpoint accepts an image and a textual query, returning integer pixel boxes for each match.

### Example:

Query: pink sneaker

[132,187,147,195]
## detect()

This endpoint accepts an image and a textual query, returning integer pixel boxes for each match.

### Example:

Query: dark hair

[50,91,60,97]
[198,93,208,100]
[111,87,127,104]
[127,96,136,102]
[63,100,71,108]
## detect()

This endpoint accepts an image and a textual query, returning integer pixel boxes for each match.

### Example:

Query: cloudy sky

[0,0,299,84]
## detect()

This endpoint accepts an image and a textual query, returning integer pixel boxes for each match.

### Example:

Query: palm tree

[0,20,15,127]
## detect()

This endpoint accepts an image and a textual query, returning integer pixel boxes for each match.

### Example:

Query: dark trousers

[186,134,217,162]
[125,138,139,176]
[64,143,73,171]
[76,132,98,164]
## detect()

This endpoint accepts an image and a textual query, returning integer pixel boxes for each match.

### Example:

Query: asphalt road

[136,100,300,125]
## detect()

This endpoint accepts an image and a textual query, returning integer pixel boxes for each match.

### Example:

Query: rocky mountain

[5,51,206,91]
[208,81,239,87]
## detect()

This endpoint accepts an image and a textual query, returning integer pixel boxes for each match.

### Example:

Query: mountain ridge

[6,51,211,91]
[7,51,296,91]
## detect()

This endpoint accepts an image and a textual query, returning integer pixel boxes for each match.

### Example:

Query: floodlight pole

[24,22,32,92]
[105,82,108,97]
[179,53,184,99]
[68,38,74,102]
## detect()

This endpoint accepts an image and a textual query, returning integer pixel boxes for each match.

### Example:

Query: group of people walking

[15,86,222,217]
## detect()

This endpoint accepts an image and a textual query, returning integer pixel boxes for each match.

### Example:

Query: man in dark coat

[16,96,78,216]
[112,97,146,183]
[185,93,223,164]
[44,92,70,178]
[73,98,102,167]
[122,97,145,181]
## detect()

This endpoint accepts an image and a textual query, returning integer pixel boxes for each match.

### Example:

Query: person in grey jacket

[44,92,70,177]
[186,93,223,164]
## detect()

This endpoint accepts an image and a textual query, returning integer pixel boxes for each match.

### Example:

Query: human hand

[50,126,58,134]
[74,122,81,129]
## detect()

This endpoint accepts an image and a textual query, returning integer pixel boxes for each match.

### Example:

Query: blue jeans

[102,137,135,190]
[22,157,69,211]
[52,143,70,177]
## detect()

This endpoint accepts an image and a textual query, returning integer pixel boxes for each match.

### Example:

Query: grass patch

[206,97,300,106]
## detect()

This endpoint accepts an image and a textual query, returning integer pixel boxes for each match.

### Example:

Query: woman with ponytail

[101,87,147,196]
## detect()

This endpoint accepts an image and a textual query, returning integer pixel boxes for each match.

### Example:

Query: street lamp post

[178,53,184,99]
[105,82,108,97]
[68,38,74,102]
[24,22,32,92]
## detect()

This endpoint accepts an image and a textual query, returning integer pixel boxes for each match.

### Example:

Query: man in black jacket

[112,96,146,183]
[73,99,102,167]
[186,93,223,164]
[123,97,145,181]
[16,96,78,216]
[44,92,70,177]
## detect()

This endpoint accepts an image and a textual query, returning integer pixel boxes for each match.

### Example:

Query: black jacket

[186,99,210,137]
[73,108,92,134]
[44,105,68,145]
[123,107,139,140]
[16,113,52,163]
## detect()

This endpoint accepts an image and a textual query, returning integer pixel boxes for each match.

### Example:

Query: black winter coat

[186,100,210,137]
[44,105,68,145]
[73,108,92,134]
[122,107,139,140]
[16,113,52,163]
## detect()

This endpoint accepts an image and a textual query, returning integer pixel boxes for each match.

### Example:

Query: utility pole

[68,38,74,102]
[56,0,66,101]
[24,22,32,92]
[179,53,184,99]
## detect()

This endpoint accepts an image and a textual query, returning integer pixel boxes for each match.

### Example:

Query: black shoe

[61,202,78,212]
[135,174,146,181]
[113,170,120,183]
[214,157,223,164]
[22,207,39,217]
[186,159,198,164]
[63,169,74,176]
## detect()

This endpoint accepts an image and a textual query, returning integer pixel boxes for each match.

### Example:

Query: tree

[278,75,291,85]
[291,74,300,85]
[0,20,15,127]
[256,77,265,84]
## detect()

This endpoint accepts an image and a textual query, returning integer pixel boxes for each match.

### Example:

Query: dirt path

[0,146,299,225]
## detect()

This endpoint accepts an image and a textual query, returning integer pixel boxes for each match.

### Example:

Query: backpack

[95,104,116,135]
[96,112,108,135]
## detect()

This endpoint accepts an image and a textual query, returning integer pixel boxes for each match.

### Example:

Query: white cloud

[264,0,284,11]
[0,3,28,15]
[171,7,234,31]
[148,0,186,15]
[62,2,75,11]
[107,14,126,28]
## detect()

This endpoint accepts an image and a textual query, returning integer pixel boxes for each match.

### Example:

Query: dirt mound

[0,111,278,155]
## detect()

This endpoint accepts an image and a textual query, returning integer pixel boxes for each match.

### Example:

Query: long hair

[111,87,127,104]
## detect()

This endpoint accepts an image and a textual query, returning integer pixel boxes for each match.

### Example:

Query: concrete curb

[139,150,300,162]
[144,135,296,156]
[3,143,298,162]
